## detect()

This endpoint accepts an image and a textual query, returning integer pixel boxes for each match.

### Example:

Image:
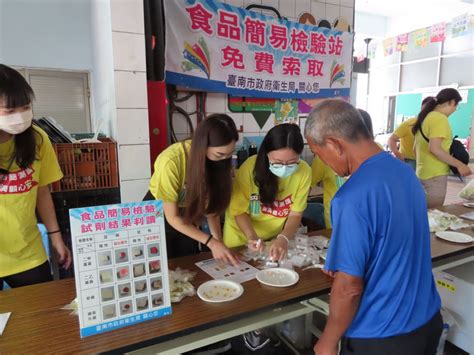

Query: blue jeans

[303,202,326,229]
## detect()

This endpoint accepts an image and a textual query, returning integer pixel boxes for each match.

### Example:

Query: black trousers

[340,311,443,355]
[0,261,53,290]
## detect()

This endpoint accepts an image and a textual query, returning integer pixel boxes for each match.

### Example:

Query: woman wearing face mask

[0,64,71,289]
[223,124,312,261]
[412,88,472,208]
[148,114,240,265]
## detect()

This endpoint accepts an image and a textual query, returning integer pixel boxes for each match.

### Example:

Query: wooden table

[1,204,473,354]
[0,254,332,354]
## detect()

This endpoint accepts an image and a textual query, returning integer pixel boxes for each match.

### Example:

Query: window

[17,68,91,133]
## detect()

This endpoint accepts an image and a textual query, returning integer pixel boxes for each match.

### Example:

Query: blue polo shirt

[325,151,440,338]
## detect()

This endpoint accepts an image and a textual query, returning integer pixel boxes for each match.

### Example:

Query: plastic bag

[459,179,474,200]
[428,209,470,232]
[169,268,196,303]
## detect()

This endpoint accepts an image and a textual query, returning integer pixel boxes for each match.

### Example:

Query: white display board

[69,201,171,337]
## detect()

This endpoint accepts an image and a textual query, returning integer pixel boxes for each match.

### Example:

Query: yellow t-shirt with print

[149,140,191,206]
[223,155,312,248]
[415,112,452,180]
[0,126,63,277]
[311,157,342,229]
[394,117,416,160]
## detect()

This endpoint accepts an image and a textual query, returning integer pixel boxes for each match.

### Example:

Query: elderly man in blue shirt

[305,99,442,355]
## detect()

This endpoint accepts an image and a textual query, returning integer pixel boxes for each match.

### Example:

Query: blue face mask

[269,162,298,178]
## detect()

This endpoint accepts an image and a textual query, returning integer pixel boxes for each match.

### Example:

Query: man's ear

[325,136,345,156]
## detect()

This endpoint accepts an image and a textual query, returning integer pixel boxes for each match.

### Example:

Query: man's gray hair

[304,99,371,145]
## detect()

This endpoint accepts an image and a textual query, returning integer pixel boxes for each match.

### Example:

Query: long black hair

[412,88,462,135]
[0,64,38,169]
[184,113,238,224]
[254,124,304,205]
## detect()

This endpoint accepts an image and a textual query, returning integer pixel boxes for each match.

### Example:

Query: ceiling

[355,0,473,18]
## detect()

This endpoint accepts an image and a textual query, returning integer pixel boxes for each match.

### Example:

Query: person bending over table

[0,64,71,289]
[148,114,239,265]
[223,124,312,261]
[305,99,442,355]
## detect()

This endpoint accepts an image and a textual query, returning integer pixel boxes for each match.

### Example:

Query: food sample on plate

[98,252,112,266]
[115,249,129,263]
[101,287,114,302]
[100,270,113,283]
[203,285,237,300]
[120,302,132,314]
[151,278,162,290]
[133,263,146,277]
[118,283,131,297]
[152,294,164,307]
[136,297,149,310]
[132,246,144,258]
[102,304,116,319]
[116,267,129,279]
[149,260,161,274]
[135,280,147,293]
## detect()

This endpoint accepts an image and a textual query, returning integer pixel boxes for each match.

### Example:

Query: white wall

[0,0,93,70]
[109,0,150,203]
[90,0,116,137]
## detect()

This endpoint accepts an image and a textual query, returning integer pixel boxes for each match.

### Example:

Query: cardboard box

[434,260,474,354]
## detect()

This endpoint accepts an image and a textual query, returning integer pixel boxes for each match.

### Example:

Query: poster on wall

[383,38,394,56]
[70,201,171,337]
[396,34,408,52]
[451,14,470,38]
[430,22,446,42]
[274,99,299,124]
[164,0,353,99]
[414,28,428,48]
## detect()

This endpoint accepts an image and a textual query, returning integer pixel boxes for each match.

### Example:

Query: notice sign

[70,201,171,337]
[164,0,353,99]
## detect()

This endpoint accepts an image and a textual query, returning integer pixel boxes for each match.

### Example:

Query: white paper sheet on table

[0,312,11,336]
[195,259,259,283]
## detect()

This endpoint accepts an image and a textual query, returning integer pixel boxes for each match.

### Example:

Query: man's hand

[314,338,338,355]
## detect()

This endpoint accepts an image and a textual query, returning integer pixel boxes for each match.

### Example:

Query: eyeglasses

[269,160,300,169]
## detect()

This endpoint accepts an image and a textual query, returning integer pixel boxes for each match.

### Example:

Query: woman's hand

[208,238,240,266]
[50,235,72,269]
[268,234,289,261]
[248,238,265,253]
[457,164,472,177]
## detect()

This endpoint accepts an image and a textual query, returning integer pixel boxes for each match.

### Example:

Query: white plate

[435,231,473,244]
[197,280,244,303]
[256,268,299,287]
[460,212,474,221]
[463,202,474,208]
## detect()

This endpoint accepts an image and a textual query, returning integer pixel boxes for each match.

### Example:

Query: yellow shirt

[223,155,312,248]
[149,140,191,206]
[311,157,342,229]
[415,112,452,180]
[394,117,416,160]
[0,126,63,277]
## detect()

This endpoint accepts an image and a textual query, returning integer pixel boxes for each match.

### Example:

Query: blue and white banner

[70,201,171,337]
[164,0,353,99]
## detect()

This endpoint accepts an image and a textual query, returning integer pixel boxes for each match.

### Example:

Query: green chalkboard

[394,89,473,139]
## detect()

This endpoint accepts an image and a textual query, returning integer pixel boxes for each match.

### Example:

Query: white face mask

[0,109,33,135]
